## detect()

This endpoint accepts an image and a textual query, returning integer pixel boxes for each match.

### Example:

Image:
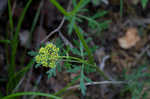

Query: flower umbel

[35,43,59,68]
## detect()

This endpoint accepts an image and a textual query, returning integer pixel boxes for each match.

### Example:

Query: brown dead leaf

[118,27,140,49]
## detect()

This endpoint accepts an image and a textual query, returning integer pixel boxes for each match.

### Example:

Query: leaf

[141,0,149,8]
[71,48,81,56]
[57,63,62,72]
[0,40,10,44]
[91,0,101,6]
[72,0,77,7]
[71,75,80,82]
[91,11,108,19]
[80,66,86,95]
[64,62,72,69]
[77,0,90,13]
[84,76,92,83]
[68,16,76,35]
[80,76,86,95]
[67,66,81,73]
[28,51,38,56]
[46,68,56,79]
[35,63,41,68]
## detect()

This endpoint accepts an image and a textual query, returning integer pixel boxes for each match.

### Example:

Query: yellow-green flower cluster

[35,43,59,68]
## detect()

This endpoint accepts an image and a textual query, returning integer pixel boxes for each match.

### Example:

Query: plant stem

[2,92,61,99]
[48,0,109,80]
[73,24,94,64]
[49,0,70,17]
[8,0,14,32]
[9,0,32,78]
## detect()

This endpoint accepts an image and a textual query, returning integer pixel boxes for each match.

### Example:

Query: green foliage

[6,60,34,94]
[67,65,81,73]
[67,0,110,35]
[122,65,150,99]
[6,0,42,96]
[141,0,149,8]
[80,65,92,95]
[28,51,38,56]
[0,40,10,44]
[120,0,123,17]
[10,0,32,78]
[47,67,57,79]
[7,0,33,94]
[47,0,110,96]
[5,0,110,98]
[2,92,61,99]
[4,0,150,98]
[91,0,101,6]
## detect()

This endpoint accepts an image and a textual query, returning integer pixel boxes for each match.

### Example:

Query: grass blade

[8,0,14,32]
[2,92,61,99]
[9,0,32,78]
[7,60,34,94]
[0,40,10,44]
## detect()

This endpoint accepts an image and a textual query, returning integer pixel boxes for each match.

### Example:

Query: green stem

[2,92,61,99]
[8,0,14,32]
[9,0,32,78]
[59,56,87,63]
[48,0,109,80]
[49,0,70,16]
[73,24,94,64]
[120,0,123,17]
[71,0,85,14]
[7,60,34,94]
[0,40,10,44]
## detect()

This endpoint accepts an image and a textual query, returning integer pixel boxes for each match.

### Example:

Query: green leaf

[35,63,41,68]
[71,48,81,56]
[67,66,81,73]
[84,76,92,83]
[72,0,77,8]
[68,16,76,35]
[78,0,90,11]
[28,51,38,56]
[80,77,86,95]
[57,63,62,72]
[7,60,34,94]
[46,68,56,79]
[72,0,90,14]
[71,75,80,82]
[91,0,101,6]
[0,40,10,44]
[2,92,61,99]
[80,65,86,95]
[9,0,32,80]
[91,11,108,19]
[120,0,123,17]
[141,0,149,8]
[64,62,72,69]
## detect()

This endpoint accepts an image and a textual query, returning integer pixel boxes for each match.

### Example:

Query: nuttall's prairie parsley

[35,43,59,68]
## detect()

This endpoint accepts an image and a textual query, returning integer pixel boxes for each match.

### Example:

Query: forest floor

[0,0,150,99]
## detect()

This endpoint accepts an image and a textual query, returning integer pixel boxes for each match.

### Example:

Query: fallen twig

[40,0,72,44]
[58,31,74,49]
[68,81,126,90]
